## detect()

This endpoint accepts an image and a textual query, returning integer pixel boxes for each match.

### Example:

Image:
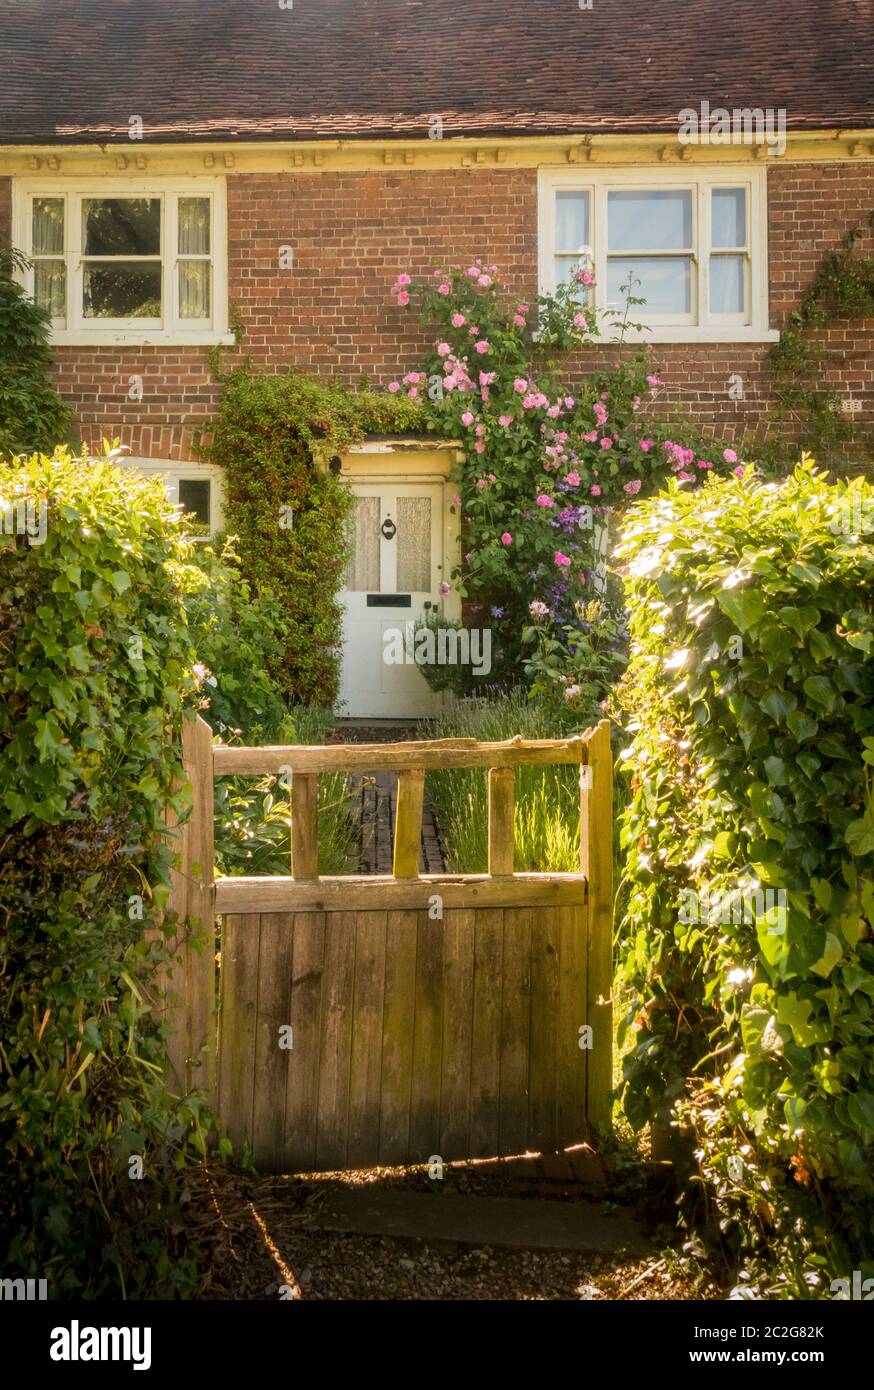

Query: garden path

[329,721,446,873]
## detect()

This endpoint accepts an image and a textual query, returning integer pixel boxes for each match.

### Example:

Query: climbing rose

[387,381,400,393]
[733,465,746,478]
[501,532,513,545]
[475,441,486,454]
[396,273,411,286]
[573,313,587,328]
[590,484,602,496]
[624,479,642,495]
[564,684,582,700]
[498,414,512,427]
[600,438,612,450]
[477,274,492,287]
[452,494,461,507]
[437,342,451,356]
[461,411,475,426]
[554,551,571,566]
[564,470,581,487]
[724,448,738,463]
[451,312,466,328]
[513,378,528,393]
[397,291,410,306]
[646,374,663,387]
[467,266,480,278]
[514,314,526,327]
[437,283,450,295]
[529,600,549,619]
[474,340,490,354]
[536,494,554,508]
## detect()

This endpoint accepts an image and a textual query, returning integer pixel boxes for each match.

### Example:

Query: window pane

[608,190,693,250]
[712,188,747,248]
[82,198,161,255]
[32,197,64,254]
[555,254,588,289]
[33,260,66,321]
[710,254,745,313]
[178,197,210,255]
[607,256,692,314]
[346,495,380,591]
[178,259,210,318]
[396,496,431,592]
[83,262,162,319]
[555,190,589,251]
[178,479,211,528]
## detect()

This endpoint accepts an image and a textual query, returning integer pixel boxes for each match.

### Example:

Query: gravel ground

[185,1161,708,1301]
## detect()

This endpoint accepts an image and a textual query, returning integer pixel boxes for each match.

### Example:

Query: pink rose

[437,284,450,295]
[536,494,554,507]
[733,465,746,478]
[467,266,481,278]
[396,273,411,287]
[723,448,738,464]
[584,430,598,443]
[573,313,587,329]
[451,312,466,328]
[461,411,475,426]
[498,414,512,427]
[678,470,695,482]
[501,532,513,545]
[639,439,653,452]
[590,485,602,496]
[517,304,529,314]
[564,470,581,487]
[514,314,526,327]
[452,494,461,507]
[554,551,571,567]
[624,479,642,495]
[600,438,612,450]
[564,396,575,408]
[474,340,490,354]
[475,441,486,454]
[477,274,492,287]
[407,387,418,398]
[438,580,451,596]
[514,379,528,393]
[646,374,663,387]
[387,381,400,393]
[437,342,451,356]
[397,291,410,306]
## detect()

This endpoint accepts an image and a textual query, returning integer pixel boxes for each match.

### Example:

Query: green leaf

[787,710,818,742]
[845,814,874,857]
[716,589,767,632]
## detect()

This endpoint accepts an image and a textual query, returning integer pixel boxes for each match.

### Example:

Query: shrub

[615,459,874,1296]
[0,447,209,1297]
[0,245,72,457]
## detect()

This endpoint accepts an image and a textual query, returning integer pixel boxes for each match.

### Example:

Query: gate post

[164,714,217,1105]
[581,718,613,1132]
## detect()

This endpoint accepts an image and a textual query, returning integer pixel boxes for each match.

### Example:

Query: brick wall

[1,162,872,459]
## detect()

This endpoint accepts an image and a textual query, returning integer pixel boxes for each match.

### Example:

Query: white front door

[338,481,445,718]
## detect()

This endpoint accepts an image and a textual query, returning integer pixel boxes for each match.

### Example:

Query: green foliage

[0,244,72,458]
[769,213,874,470]
[615,458,874,1296]
[203,365,421,706]
[420,692,584,872]
[0,447,209,1297]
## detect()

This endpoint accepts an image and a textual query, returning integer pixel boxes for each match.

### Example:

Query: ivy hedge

[615,459,874,1296]
[202,366,420,706]
[0,245,72,458]
[0,447,209,1297]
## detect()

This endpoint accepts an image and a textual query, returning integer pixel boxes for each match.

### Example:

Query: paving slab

[308,1187,653,1256]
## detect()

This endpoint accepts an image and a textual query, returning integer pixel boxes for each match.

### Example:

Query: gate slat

[252,912,295,1171]
[469,907,504,1159]
[556,903,588,1147]
[347,910,387,1168]
[439,908,475,1158]
[315,910,357,1172]
[379,909,419,1165]
[499,906,533,1154]
[409,909,444,1162]
[284,911,326,1171]
[528,906,560,1155]
[217,913,261,1154]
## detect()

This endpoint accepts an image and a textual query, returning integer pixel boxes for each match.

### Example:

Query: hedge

[0,447,208,1297]
[615,459,874,1297]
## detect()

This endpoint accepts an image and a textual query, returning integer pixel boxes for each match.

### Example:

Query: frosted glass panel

[712,188,746,248]
[34,261,66,320]
[555,190,590,251]
[346,495,380,591]
[396,496,431,592]
[710,255,745,313]
[607,256,692,313]
[608,190,693,250]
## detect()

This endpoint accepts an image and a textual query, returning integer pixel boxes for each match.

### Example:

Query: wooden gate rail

[164,718,613,1160]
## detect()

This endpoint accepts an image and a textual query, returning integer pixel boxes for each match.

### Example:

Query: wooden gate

[163,719,613,1172]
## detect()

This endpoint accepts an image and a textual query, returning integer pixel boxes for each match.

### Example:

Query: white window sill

[601,326,780,345]
[48,331,236,348]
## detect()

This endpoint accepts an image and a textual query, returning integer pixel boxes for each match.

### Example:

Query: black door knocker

[381,517,397,540]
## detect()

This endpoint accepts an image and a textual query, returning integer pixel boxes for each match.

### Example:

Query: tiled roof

[1,0,872,144]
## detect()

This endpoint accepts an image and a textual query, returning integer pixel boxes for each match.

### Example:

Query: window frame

[122,458,225,540]
[538,166,776,343]
[12,178,232,346]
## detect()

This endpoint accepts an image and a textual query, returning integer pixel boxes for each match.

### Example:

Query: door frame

[336,439,464,716]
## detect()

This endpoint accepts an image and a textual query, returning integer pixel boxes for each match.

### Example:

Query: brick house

[2,0,873,714]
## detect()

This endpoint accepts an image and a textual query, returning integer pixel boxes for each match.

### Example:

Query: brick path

[328,722,446,875]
